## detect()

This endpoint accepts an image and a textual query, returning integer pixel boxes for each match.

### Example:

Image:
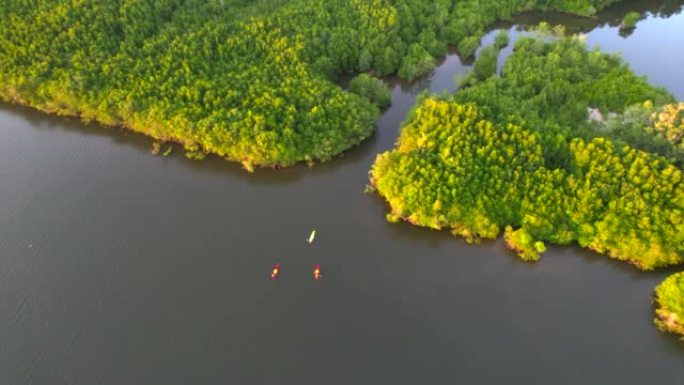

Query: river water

[1,2,683,384]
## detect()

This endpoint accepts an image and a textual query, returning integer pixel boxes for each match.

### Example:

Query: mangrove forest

[369,30,684,337]
[1,0,624,169]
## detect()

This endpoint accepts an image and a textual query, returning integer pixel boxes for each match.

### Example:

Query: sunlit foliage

[0,0,623,169]
[370,35,684,270]
[602,102,684,166]
[655,272,684,337]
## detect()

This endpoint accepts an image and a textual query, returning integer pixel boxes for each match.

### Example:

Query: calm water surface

[1,2,684,384]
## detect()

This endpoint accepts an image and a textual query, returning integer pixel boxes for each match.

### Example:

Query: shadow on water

[366,186,513,257]
[0,98,382,186]
[4,0,680,189]
[1,0,682,217]
[558,242,684,280]
[3,0,682,244]
[182,131,382,186]
[0,102,150,150]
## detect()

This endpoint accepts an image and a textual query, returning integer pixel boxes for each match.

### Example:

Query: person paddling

[270,263,281,279]
[312,264,322,280]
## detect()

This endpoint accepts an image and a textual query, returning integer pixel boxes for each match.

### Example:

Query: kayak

[270,263,281,279]
[307,229,316,244]
[312,264,322,280]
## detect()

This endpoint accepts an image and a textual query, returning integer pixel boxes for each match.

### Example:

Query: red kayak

[270,263,281,280]
[312,264,322,280]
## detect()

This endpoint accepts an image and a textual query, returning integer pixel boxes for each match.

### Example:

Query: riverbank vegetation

[655,272,684,337]
[370,33,684,270]
[1,0,624,169]
[349,74,392,109]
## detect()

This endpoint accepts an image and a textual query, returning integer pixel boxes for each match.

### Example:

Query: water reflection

[499,0,684,35]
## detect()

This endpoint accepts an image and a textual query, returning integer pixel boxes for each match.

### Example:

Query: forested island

[1,0,621,169]
[369,30,684,337]
[371,30,683,270]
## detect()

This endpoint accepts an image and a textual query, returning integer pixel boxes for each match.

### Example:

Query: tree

[348,74,392,109]
[473,45,498,80]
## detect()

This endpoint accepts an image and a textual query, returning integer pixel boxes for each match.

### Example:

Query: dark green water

[1,2,683,384]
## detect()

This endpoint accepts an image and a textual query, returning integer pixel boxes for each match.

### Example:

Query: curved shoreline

[370,25,683,272]
[0,0,629,170]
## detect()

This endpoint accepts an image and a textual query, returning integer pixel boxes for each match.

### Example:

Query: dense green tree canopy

[601,102,684,166]
[371,35,684,270]
[0,0,623,169]
[348,74,392,109]
[494,30,509,49]
[655,272,684,337]
[455,29,674,167]
[472,45,499,81]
